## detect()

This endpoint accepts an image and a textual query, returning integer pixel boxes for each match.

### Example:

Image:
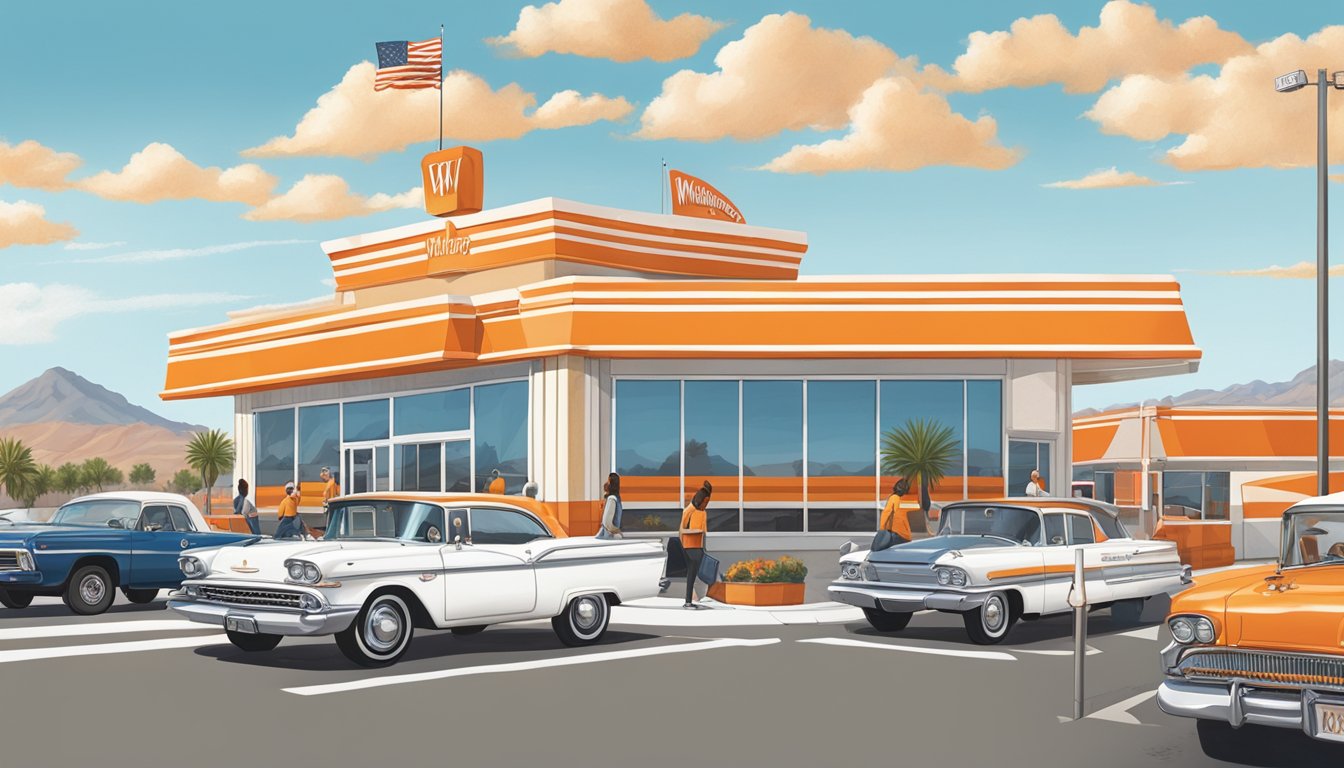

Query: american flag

[374,38,442,91]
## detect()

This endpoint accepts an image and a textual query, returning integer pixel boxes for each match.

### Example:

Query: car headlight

[934,566,969,587]
[1169,615,1216,644]
[179,556,205,578]
[840,562,863,581]
[298,593,321,611]
[286,560,321,584]
[17,550,34,571]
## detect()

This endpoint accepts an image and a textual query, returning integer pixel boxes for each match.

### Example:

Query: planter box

[707,581,805,607]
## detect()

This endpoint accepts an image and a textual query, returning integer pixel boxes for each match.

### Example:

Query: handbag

[697,551,721,586]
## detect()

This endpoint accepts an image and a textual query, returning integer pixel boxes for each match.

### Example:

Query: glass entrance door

[1008,440,1053,496]
[394,440,471,492]
[345,448,376,494]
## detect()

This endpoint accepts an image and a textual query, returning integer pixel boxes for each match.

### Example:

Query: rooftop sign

[669,169,745,224]
[421,146,484,217]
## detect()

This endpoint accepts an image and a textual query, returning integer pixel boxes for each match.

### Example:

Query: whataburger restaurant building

[160,184,1202,548]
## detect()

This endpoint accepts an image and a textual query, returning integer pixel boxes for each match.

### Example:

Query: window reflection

[743,380,803,479]
[684,380,739,528]
[256,409,295,495]
[343,399,390,442]
[808,380,876,511]
[394,389,469,436]
[882,380,963,501]
[474,381,528,494]
[298,404,339,487]
[967,380,1004,498]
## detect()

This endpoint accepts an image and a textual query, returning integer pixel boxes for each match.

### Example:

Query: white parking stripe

[0,620,208,642]
[1016,646,1103,656]
[285,637,782,696]
[1086,690,1158,725]
[799,637,1016,661]
[1119,626,1162,641]
[0,634,227,664]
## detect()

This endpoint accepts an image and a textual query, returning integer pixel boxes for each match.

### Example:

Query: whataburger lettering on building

[669,170,745,224]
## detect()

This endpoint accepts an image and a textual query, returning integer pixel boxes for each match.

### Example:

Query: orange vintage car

[1157,491,1344,757]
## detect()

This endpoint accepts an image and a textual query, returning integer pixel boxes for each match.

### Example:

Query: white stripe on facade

[169,312,471,362]
[162,352,446,397]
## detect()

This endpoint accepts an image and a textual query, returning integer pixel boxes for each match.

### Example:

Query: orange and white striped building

[162,196,1201,547]
[1073,406,1344,564]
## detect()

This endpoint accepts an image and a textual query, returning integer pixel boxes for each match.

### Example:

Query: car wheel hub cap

[366,605,402,651]
[575,598,599,630]
[80,575,105,604]
[985,599,1003,630]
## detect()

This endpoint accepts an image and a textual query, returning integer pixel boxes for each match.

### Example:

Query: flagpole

[438,24,445,151]
[660,158,667,214]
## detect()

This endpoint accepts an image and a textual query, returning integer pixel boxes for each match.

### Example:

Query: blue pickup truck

[0,491,257,615]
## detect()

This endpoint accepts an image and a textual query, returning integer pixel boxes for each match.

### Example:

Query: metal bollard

[1067,548,1088,720]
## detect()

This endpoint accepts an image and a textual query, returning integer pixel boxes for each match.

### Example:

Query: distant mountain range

[1075,361,1344,417]
[0,368,208,500]
[0,367,204,432]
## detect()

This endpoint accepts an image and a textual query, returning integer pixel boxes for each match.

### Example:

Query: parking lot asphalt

[1,593,1339,768]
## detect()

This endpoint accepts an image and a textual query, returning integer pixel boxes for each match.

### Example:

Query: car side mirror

[107,519,124,529]
[454,535,463,551]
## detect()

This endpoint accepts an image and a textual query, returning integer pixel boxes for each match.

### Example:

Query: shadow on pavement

[1195,721,1344,767]
[845,597,1170,648]
[193,628,664,671]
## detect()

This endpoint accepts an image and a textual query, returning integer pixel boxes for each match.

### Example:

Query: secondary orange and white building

[161,194,1201,547]
[1073,405,1344,564]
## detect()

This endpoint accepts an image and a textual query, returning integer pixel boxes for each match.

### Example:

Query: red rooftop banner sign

[669,169,746,224]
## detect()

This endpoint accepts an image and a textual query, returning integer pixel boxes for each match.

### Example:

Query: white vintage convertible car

[829,498,1191,644]
[168,493,666,666]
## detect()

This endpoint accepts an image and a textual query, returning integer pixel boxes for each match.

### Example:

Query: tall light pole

[1276,68,1343,496]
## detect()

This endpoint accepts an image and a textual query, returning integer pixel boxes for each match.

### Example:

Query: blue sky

[1,1,1341,430]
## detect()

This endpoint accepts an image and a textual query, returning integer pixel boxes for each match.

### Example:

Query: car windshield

[937,505,1041,545]
[50,499,140,528]
[324,500,445,543]
[1283,511,1344,567]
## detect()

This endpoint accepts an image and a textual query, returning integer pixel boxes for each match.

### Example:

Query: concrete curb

[611,596,863,627]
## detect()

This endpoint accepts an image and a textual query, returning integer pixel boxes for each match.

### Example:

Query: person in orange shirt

[275,482,301,539]
[488,469,506,495]
[320,467,339,506]
[878,478,913,545]
[679,481,712,609]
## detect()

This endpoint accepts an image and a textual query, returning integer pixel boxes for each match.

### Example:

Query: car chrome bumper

[828,582,989,613]
[1157,679,1313,731]
[168,594,359,636]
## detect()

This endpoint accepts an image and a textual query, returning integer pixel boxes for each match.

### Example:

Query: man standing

[321,467,339,506]
[276,482,301,538]
[1024,469,1046,497]
[234,479,260,535]
[487,469,505,495]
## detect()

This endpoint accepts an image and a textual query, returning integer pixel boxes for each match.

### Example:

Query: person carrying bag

[873,478,913,552]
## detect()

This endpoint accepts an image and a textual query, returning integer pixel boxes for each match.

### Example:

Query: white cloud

[63,240,126,251]
[637,12,910,141]
[0,140,81,190]
[76,239,312,264]
[928,0,1250,94]
[1214,262,1344,279]
[488,0,725,62]
[760,77,1021,174]
[243,175,423,222]
[0,200,77,249]
[1043,167,1185,189]
[0,283,249,344]
[1086,26,1344,170]
[77,143,277,205]
[244,64,632,158]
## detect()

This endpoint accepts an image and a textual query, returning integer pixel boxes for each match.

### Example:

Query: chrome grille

[0,551,22,571]
[1177,648,1344,688]
[871,563,938,586]
[197,585,301,609]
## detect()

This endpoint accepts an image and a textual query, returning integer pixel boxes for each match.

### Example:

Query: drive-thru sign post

[1068,548,1087,720]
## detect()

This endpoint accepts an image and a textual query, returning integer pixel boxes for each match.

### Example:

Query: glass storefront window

[1095,471,1115,504]
[298,404,339,487]
[256,409,295,491]
[615,380,680,501]
[881,381,963,501]
[343,399,389,442]
[1008,440,1051,496]
[1162,471,1230,520]
[684,380,739,529]
[743,380,803,480]
[743,507,804,532]
[474,381,528,494]
[807,507,877,532]
[808,380,876,529]
[966,380,1004,498]
[394,389,469,436]
[621,509,681,533]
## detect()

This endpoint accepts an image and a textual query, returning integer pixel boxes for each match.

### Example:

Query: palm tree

[55,462,83,494]
[880,418,961,523]
[0,437,38,505]
[185,430,234,516]
[80,458,120,492]
[16,464,56,508]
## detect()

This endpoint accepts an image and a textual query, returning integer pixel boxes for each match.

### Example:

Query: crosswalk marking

[285,637,782,696]
[0,633,228,664]
[0,619,207,642]
[799,636,1016,661]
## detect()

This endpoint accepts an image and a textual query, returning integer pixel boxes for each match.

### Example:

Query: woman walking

[679,481,712,608]
[596,472,623,539]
